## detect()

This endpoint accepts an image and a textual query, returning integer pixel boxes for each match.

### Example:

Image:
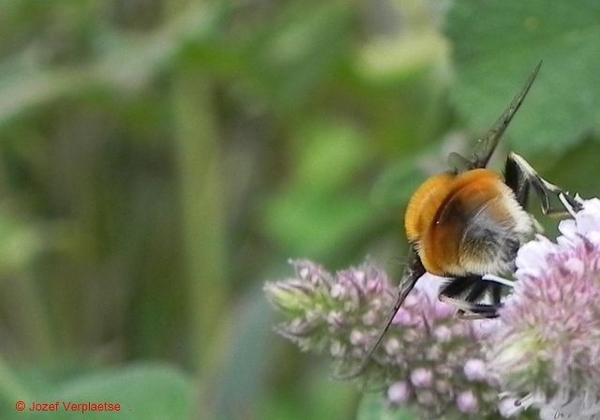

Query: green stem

[173,69,227,375]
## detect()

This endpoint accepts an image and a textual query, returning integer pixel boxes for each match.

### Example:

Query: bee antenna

[331,270,421,380]
[469,60,542,169]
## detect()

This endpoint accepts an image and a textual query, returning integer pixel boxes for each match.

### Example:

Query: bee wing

[457,61,542,171]
[333,246,425,380]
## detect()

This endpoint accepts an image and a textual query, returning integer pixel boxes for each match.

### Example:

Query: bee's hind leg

[506,152,582,217]
[438,275,501,319]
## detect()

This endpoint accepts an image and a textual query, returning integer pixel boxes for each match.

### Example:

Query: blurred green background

[0,0,598,419]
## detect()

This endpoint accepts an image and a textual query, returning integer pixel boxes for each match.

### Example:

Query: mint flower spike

[265,260,502,419]
[485,197,600,419]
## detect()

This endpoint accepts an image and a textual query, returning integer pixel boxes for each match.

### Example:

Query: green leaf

[370,157,425,212]
[356,392,415,420]
[291,121,373,194]
[11,364,194,420]
[239,2,351,111]
[264,189,375,258]
[263,120,379,258]
[0,2,223,126]
[446,0,600,156]
[547,137,600,194]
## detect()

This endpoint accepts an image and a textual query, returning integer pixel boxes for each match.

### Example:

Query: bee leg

[458,280,501,319]
[473,275,508,319]
[491,283,503,306]
[438,276,500,319]
[504,152,530,208]
[482,274,515,288]
[446,298,500,319]
[331,247,425,380]
[455,308,499,320]
[507,152,582,217]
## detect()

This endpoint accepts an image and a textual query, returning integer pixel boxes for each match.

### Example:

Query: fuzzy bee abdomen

[406,169,534,277]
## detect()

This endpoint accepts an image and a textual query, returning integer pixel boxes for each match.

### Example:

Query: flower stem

[172,68,227,375]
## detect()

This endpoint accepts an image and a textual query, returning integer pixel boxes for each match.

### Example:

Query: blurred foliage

[3,363,194,420]
[0,0,597,419]
[447,0,600,156]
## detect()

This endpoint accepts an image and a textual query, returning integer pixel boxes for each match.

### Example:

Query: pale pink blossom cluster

[265,261,500,418]
[487,198,600,419]
[265,198,600,419]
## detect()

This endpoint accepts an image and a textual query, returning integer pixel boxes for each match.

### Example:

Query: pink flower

[486,198,600,418]
[265,260,500,418]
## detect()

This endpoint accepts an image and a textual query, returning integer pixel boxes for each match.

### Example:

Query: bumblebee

[341,62,581,378]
